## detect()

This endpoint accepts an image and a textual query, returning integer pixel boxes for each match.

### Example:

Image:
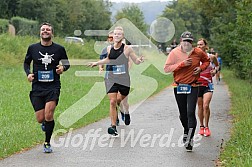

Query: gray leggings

[174,87,199,139]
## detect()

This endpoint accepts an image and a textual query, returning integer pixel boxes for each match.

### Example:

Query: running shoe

[124,113,131,125]
[204,127,211,137]
[41,121,46,132]
[108,126,118,136]
[198,126,204,135]
[184,140,193,152]
[43,142,52,153]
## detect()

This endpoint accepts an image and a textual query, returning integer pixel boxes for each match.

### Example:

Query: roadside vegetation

[219,69,252,166]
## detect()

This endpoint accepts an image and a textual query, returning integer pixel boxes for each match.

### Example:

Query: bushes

[0,19,9,33]
[10,16,39,36]
[0,34,98,66]
[0,17,38,36]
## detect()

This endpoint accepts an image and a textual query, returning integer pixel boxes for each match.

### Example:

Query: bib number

[112,65,126,75]
[177,84,191,94]
[38,70,54,82]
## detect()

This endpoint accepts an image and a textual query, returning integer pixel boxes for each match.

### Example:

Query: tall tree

[16,0,112,37]
[17,0,62,35]
[232,0,252,80]
[190,0,251,81]
[114,4,148,35]
[161,0,203,41]
[0,0,19,19]
[194,0,237,64]
[60,0,112,37]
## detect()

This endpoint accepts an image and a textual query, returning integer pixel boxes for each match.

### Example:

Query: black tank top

[105,43,130,86]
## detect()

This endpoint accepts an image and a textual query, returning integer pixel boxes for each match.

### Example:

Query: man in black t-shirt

[24,22,70,153]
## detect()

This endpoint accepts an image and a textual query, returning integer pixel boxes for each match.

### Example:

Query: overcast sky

[109,0,170,3]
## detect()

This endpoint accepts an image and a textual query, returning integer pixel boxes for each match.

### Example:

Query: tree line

[161,0,252,82]
[0,0,147,38]
[0,0,112,37]
[0,0,251,81]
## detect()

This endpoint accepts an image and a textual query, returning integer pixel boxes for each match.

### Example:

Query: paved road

[0,80,231,167]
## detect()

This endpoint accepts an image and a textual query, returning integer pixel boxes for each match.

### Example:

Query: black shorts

[105,82,130,96]
[29,90,60,112]
[198,86,212,97]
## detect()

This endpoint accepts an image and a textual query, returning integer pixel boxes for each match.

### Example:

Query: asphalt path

[0,79,231,167]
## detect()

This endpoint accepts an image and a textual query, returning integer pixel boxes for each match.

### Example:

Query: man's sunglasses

[183,40,193,43]
[108,36,113,39]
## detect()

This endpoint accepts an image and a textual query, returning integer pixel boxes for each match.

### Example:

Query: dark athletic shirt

[24,42,70,91]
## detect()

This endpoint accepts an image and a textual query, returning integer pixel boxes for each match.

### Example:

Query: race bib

[177,84,191,94]
[112,65,126,75]
[208,83,214,91]
[38,70,54,82]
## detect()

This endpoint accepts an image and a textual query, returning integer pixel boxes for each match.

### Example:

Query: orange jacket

[164,46,210,85]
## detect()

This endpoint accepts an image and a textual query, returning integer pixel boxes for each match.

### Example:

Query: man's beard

[42,36,52,42]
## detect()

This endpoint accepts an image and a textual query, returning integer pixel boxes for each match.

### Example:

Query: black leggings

[174,87,199,139]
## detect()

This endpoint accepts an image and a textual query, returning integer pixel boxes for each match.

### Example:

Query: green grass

[0,65,172,159]
[219,69,252,166]
[0,34,173,159]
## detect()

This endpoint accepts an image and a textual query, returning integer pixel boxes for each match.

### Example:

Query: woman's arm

[88,56,110,67]
[126,46,143,65]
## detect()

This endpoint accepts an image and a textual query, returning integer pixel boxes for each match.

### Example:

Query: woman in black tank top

[88,26,144,136]
[106,43,130,87]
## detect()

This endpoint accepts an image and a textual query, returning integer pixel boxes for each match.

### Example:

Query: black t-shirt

[24,42,70,91]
